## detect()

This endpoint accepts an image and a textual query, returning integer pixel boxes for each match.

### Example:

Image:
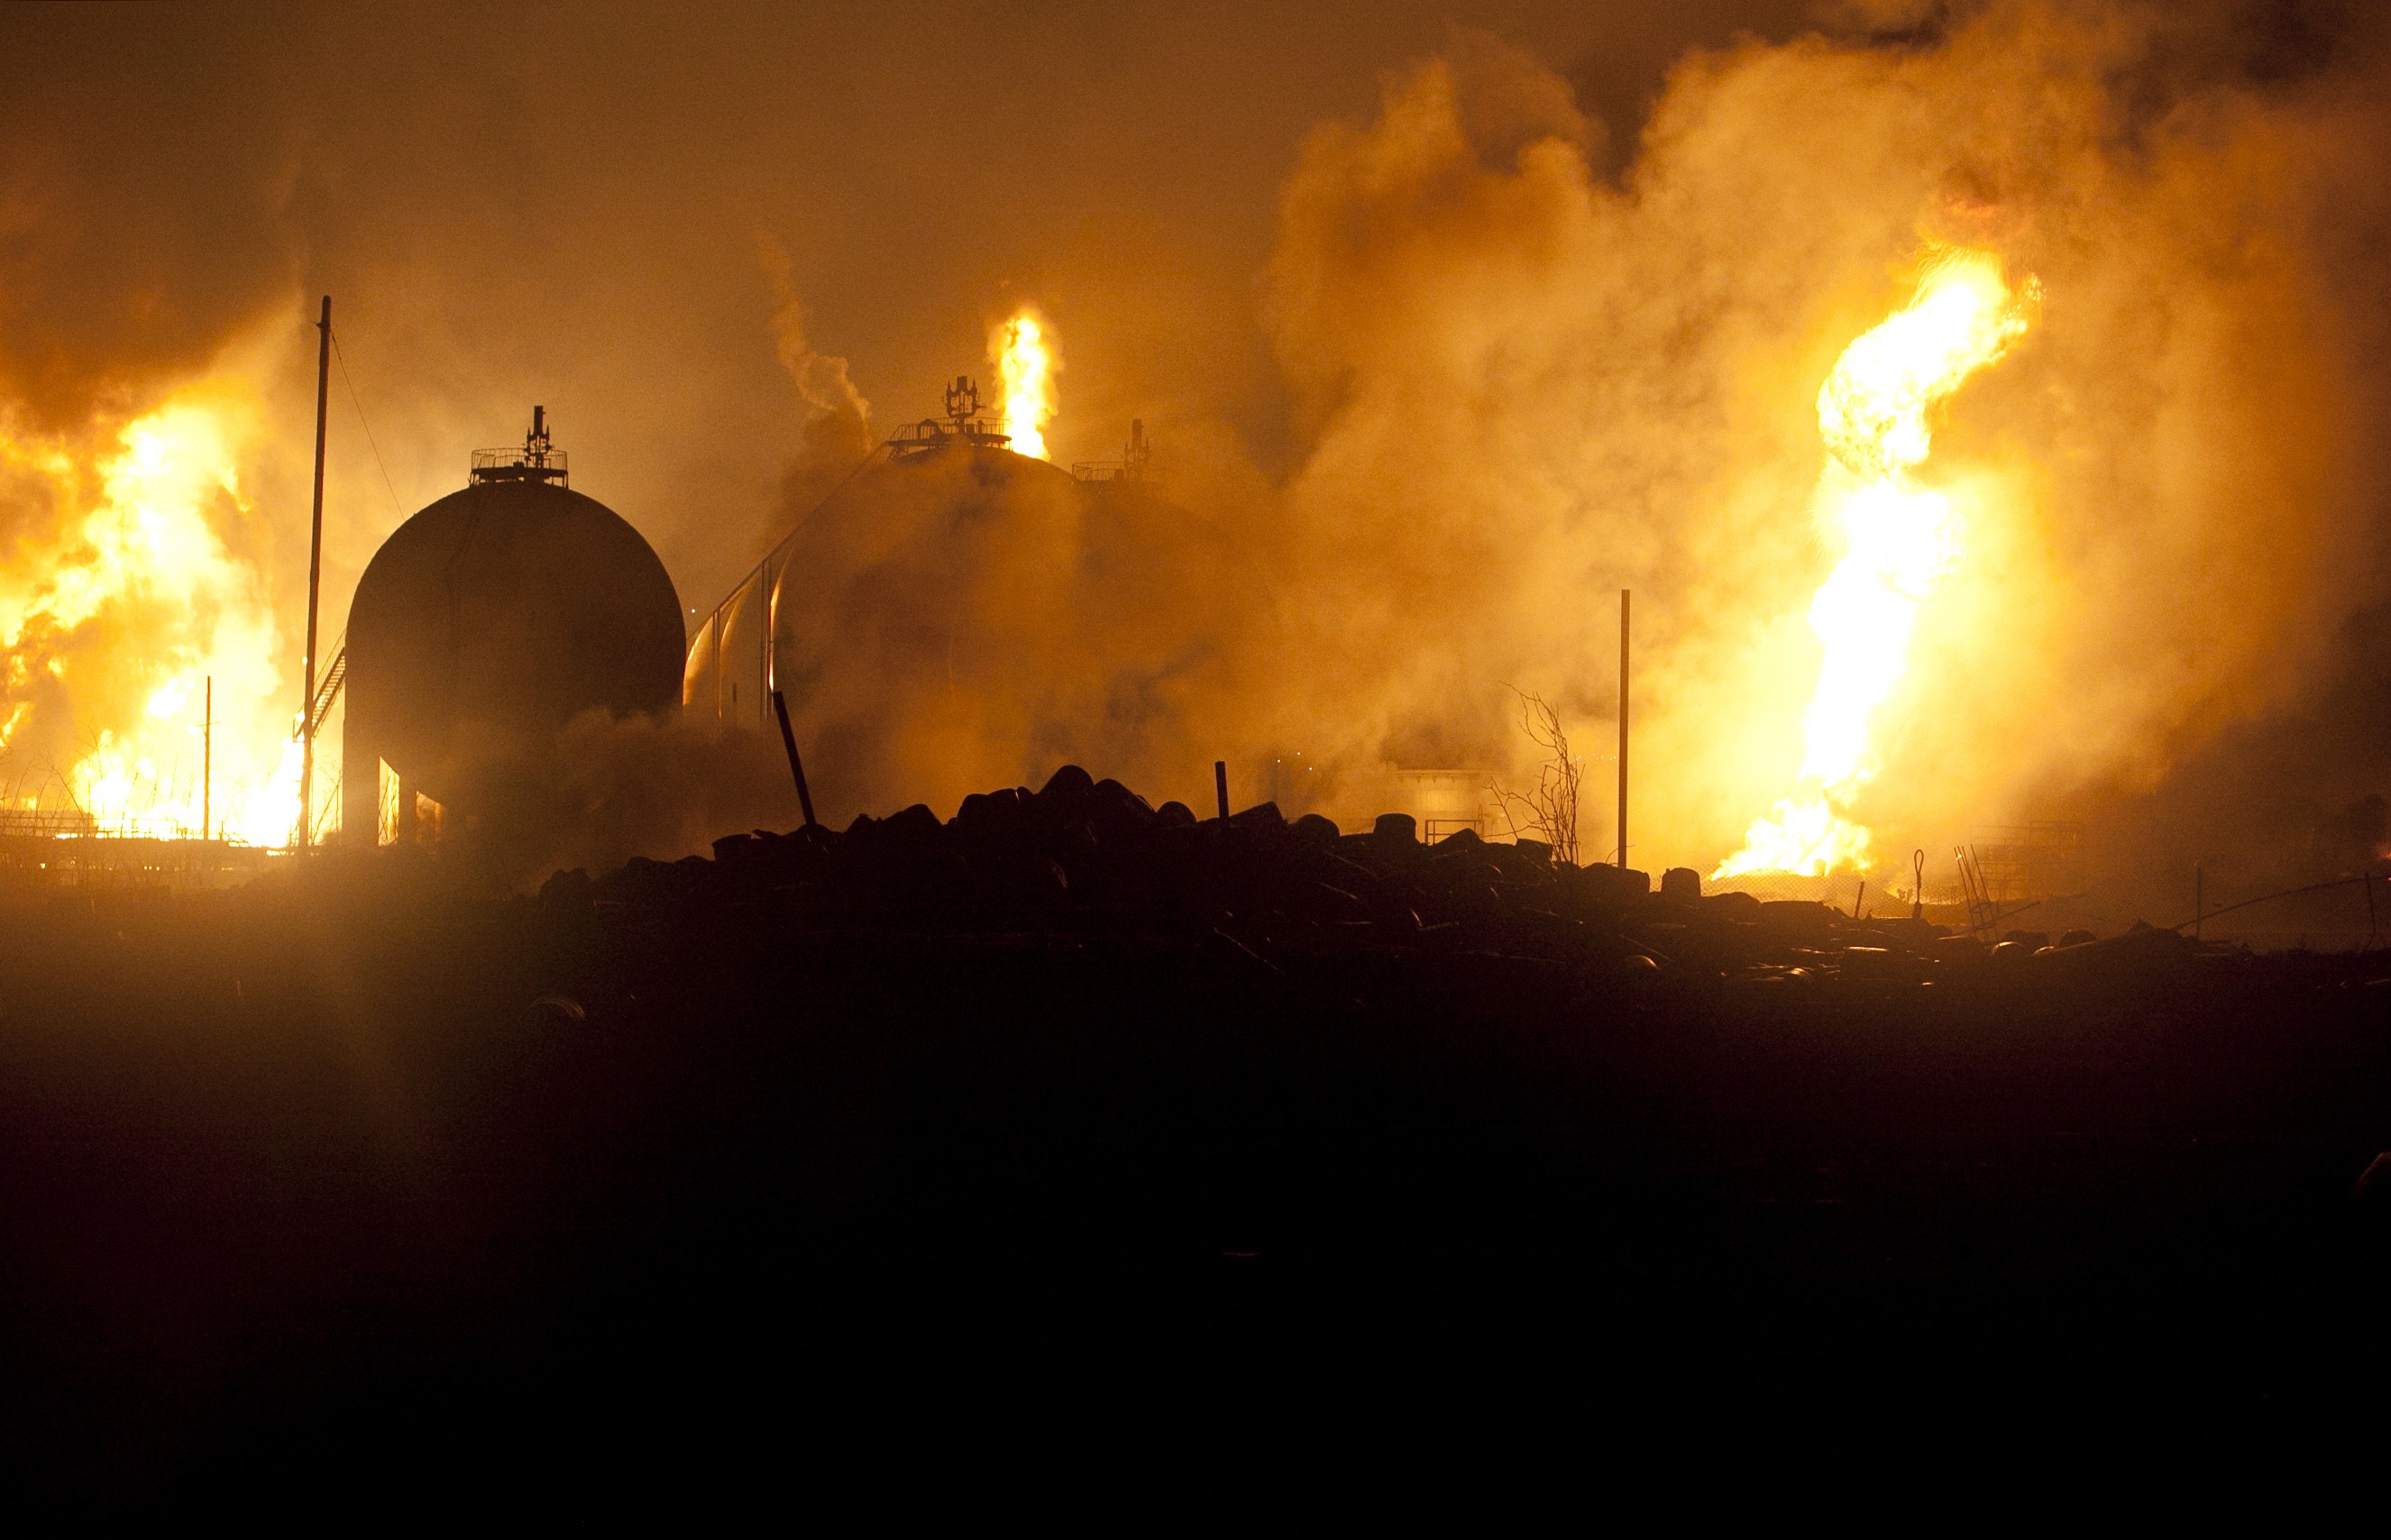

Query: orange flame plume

[0,385,301,845]
[991,308,1057,460]
[1716,247,2038,880]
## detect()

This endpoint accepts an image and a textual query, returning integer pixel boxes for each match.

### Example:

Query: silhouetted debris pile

[0,769,2386,1505]
[556,763,2194,989]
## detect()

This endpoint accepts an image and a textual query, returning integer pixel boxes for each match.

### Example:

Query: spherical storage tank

[341,410,683,846]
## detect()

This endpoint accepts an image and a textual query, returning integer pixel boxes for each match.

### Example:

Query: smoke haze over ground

[5,2,2391,904]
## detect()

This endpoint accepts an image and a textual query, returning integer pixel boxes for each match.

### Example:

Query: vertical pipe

[1617,588,1630,867]
[299,296,330,850]
[1214,760,1230,820]
[202,675,212,844]
[759,557,774,728]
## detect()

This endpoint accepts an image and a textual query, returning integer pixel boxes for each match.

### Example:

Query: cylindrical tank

[684,442,1089,733]
[343,425,682,848]
[684,423,1236,823]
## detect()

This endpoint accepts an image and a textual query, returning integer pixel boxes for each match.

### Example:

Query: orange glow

[1717,248,2038,879]
[0,387,302,844]
[991,308,1056,460]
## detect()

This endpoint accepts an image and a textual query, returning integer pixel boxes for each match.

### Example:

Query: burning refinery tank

[683,383,1223,819]
[341,410,683,847]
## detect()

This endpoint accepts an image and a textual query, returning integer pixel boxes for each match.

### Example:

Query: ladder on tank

[298,629,346,741]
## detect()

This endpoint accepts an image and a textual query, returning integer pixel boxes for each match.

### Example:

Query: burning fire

[0,385,302,845]
[991,308,1057,460]
[1716,247,2038,879]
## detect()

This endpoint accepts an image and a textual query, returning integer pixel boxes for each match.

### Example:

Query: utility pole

[299,296,329,850]
[202,674,212,844]
[1617,588,1630,867]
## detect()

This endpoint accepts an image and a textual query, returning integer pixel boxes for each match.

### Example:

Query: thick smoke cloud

[753,2,2391,910]
[1237,1,2391,892]
[467,709,805,889]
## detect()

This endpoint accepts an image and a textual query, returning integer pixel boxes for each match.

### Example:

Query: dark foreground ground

[4,773,2389,1502]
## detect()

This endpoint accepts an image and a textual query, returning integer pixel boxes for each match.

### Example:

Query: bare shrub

[1490,688,1580,864]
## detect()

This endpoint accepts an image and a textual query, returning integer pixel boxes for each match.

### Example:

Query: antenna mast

[300,296,329,851]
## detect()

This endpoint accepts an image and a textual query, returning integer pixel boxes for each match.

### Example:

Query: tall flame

[1717,248,2038,879]
[991,308,1057,460]
[0,383,302,846]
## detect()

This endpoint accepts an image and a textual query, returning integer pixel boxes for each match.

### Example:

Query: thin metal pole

[770,689,817,828]
[300,296,330,850]
[1617,588,1630,867]
[1214,759,1229,820]
[202,675,212,843]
